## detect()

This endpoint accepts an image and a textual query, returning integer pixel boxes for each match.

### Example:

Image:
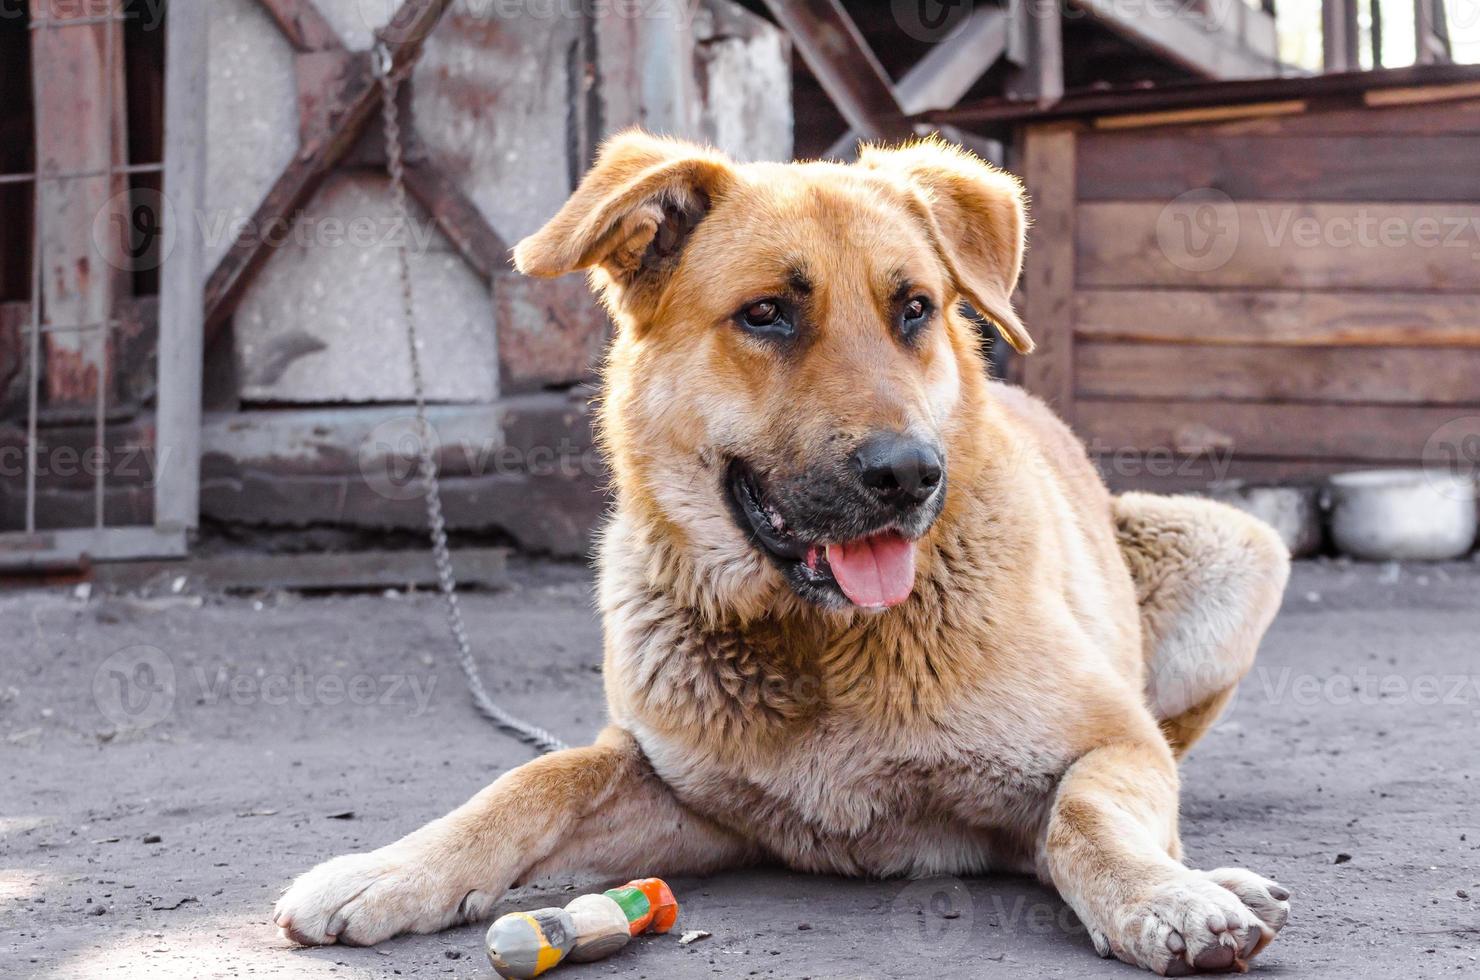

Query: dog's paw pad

[1106,867,1285,975]
[1198,867,1291,943]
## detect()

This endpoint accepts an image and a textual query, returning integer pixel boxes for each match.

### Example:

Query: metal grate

[0,0,206,571]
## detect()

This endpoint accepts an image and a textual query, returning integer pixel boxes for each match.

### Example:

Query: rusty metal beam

[759,0,911,142]
[340,91,511,282]
[401,158,510,281]
[206,0,455,339]
[256,0,344,52]
[29,0,131,411]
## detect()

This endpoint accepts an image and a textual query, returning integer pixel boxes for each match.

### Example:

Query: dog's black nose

[853,433,943,506]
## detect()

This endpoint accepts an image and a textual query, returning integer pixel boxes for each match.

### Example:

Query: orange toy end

[630,878,679,934]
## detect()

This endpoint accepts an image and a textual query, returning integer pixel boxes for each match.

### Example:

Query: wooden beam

[204,0,454,338]
[1073,289,1480,349]
[1076,133,1480,201]
[826,6,1007,158]
[1365,80,1480,106]
[1076,202,1480,291]
[1073,0,1282,80]
[1090,100,1306,131]
[1077,398,1480,463]
[931,63,1480,128]
[255,0,345,52]
[1006,0,1063,104]
[760,0,911,142]
[1076,342,1480,405]
[1018,125,1077,418]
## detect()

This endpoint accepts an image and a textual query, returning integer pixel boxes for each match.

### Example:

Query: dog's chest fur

[603,573,1075,878]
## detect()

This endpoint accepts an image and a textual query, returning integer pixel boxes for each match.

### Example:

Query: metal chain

[375,45,567,755]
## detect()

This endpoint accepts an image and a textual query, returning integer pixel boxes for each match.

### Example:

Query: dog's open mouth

[725,460,916,610]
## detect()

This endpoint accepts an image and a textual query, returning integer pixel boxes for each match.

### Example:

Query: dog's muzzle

[723,441,945,611]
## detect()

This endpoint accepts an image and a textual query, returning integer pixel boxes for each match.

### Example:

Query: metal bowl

[1325,469,1478,562]
[1208,481,1323,558]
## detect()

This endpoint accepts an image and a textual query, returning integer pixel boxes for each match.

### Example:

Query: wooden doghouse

[938,65,1480,494]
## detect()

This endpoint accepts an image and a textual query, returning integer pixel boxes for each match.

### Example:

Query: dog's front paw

[274,846,481,946]
[1090,867,1290,975]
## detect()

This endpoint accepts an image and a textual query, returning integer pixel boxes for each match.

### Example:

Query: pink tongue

[825,533,916,609]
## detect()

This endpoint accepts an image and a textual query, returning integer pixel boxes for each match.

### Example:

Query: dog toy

[485,878,678,979]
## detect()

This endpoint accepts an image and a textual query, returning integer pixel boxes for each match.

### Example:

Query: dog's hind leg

[274,726,753,946]
[1114,493,1290,759]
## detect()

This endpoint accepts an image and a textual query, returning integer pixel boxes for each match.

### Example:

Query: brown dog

[275,132,1292,975]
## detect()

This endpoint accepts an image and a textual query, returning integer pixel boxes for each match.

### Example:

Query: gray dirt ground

[2,557,1478,980]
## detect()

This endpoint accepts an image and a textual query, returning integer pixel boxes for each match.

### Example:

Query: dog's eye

[736,299,793,339]
[899,295,933,340]
[743,301,780,327]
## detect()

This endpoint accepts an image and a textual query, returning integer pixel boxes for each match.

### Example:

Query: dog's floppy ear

[857,138,1033,354]
[513,130,733,298]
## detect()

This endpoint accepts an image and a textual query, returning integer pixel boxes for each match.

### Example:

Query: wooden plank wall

[1018,93,1480,492]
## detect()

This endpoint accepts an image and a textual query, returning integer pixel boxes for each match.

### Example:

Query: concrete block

[199,396,606,557]
[411,6,589,246]
[206,0,301,269]
[694,0,793,162]
[233,172,497,404]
